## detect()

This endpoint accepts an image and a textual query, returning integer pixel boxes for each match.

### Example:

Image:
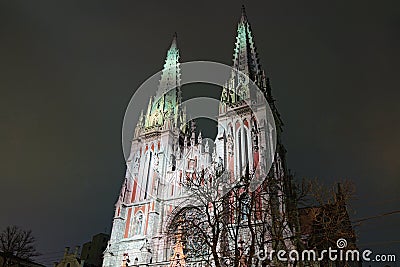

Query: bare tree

[166,164,300,267]
[0,225,39,267]
[165,167,358,267]
[309,180,356,248]
[297,180,357,267]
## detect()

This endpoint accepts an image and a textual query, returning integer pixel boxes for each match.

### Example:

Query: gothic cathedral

[103,7,296,267]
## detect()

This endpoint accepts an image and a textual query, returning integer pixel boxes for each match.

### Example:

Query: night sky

[0,1,399,266]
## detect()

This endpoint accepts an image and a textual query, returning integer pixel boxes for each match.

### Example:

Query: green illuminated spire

[144,33,183,130]
[232,5,261,80]
[220,6,263,106]
[158,32,180,93]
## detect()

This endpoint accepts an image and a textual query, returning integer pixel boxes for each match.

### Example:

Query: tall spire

[219,6,263,108]
[158,32,181,94]
[232,5,261,80]
[144,33,183,130]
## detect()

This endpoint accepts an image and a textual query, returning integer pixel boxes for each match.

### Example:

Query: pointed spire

[197,131,202,144]
[212,145,217,161]
[159,32,180,93]
[136,110,144,128]
[205,140,210,153]
[144,34,182,130]
[232,6,261,81]
[240,5,247,23]
[170,32,178,49]
[190,121,196,146]
[145,96,153,128]
[219,5,263,108]
[135,110,144,137]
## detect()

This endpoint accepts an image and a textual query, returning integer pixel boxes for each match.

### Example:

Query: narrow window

[238,128,242,175]
[144,152,152,199]
[244,128,249,171]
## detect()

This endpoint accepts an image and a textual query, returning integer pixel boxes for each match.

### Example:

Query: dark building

[80,233,109,267]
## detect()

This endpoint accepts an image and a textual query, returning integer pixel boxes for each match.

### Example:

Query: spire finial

[170,32,178,49]
[240,5,247,23]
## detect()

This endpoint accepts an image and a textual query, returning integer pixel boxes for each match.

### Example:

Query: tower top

[158,33,180,93]
[232,6,261,80]
[141,34,183,130]
[240,5,247,23]
[170,32,178,49]
[219,6,264,107]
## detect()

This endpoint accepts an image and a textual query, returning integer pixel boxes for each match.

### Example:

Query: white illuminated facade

[103,7,295,267]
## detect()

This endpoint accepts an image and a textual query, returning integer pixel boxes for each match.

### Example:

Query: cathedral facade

[103,7,296,267]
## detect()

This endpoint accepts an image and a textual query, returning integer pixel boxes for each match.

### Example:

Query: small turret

[134,110,145,138]
[197,131,203,146]
[205,140,210,154]
[190,121,196,147]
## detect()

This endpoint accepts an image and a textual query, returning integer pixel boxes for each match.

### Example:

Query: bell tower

[104,34,186,267]
[215,5,296,253]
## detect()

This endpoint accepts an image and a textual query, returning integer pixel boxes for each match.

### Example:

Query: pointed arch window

[144,151,152,199]
[243,126,249,169]
[238,127,243,175]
